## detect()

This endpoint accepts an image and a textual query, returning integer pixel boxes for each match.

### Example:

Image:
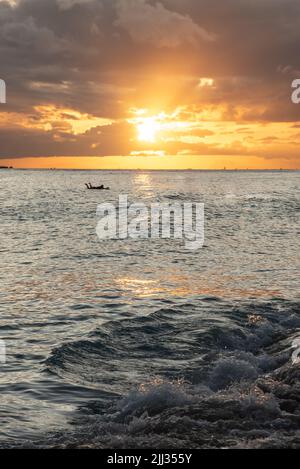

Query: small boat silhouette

[85,183,110,190]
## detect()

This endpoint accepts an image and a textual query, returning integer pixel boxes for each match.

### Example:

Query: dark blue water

[0,170,299,448]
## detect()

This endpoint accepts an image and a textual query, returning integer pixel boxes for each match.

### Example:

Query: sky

[0,0,300,169]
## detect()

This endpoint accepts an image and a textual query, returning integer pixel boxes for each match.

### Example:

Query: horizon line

[1,168,299,172]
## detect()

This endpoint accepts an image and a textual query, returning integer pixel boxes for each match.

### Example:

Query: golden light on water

[115,275,282,299]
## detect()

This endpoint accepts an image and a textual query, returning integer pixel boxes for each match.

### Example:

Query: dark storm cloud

[0,0,300,159]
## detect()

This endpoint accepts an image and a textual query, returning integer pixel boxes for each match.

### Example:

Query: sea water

[0,169,299,448]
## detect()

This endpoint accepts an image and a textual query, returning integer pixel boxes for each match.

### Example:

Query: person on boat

[85,183,109,190]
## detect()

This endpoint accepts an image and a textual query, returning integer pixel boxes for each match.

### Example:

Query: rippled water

[0,169,299,448]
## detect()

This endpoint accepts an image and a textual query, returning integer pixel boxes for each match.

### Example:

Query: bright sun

[137,117,160,142]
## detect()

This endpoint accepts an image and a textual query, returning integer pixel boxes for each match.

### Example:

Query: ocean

[0,169,299,449]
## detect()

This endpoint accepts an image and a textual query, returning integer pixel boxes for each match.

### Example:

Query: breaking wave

[8,297,299,449]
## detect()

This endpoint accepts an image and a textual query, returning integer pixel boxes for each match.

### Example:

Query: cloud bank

[0,0,299,165]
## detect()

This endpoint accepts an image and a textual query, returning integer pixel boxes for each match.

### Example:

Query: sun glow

[137,117,160,142]
[131,109,195,144]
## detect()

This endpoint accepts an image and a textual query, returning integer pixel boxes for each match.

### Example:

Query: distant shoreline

[1,168,299,172]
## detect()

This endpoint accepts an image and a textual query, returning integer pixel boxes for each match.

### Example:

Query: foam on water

[15,298,298,449]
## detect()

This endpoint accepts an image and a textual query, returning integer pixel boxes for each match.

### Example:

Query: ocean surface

[0,169,299,449]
